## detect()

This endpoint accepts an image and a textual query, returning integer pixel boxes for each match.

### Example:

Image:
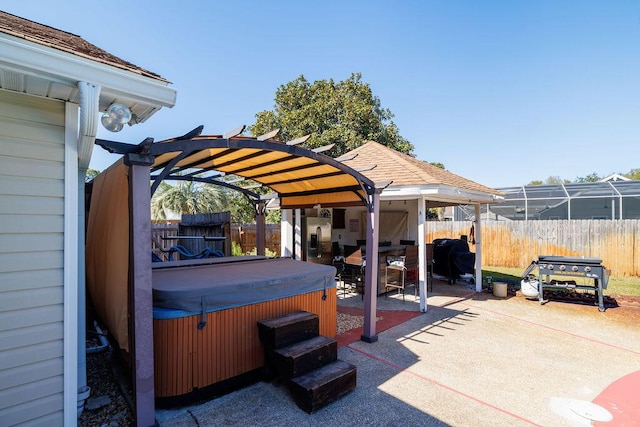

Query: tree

[624,168,640,180]
[250,73,414,157]
[151,181,228,221]
[575,172,601,183]
[528,176,570,185]
[85,168,100,182]
[225,190,281,224]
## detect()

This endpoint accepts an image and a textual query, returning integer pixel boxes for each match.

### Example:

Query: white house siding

[0,90,66,425]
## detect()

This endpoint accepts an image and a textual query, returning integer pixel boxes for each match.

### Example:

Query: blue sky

[4,1,639,187]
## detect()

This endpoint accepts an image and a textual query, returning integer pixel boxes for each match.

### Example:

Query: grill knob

[559,265,566,271]
[585,266,591,273]
[548,264,554,270]
[572,265,579,272]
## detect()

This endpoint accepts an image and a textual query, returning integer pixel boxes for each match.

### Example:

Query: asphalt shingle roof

[341,141,502,196]
[0,10,168,82]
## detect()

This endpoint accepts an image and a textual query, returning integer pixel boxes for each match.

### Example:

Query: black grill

[524,256,610,312]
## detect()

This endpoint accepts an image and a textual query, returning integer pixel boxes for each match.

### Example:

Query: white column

[475,204,482,292]
[418,197,427,312]
[294,209,302,260]
[280,209,293,257]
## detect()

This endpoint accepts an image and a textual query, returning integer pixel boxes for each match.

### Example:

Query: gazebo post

[125,153,156,427]
[474,204,482,292]
[361,191,380,343]
[418,197,427,312]
[256,200,266,256]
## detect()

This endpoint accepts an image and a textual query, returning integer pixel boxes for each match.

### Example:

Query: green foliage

[624,168,640,180]
[429,161,446,169]
[85,168,100,182]
[225,190,282,224]
[266,209,281,224]
[231,241,244,256]
[528,176,570,186]
[246,246,278,258]
[151,181,229,221]
[250,73,414,158]
[575,172,602,183]
[226,192,258,224]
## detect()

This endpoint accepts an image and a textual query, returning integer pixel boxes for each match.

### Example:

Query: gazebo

[280,141,504,332]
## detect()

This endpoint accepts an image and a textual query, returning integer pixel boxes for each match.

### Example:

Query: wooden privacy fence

[151,223,179,261]
[231,223,281,255]
[152,223,282,260]
[426,219,640,277]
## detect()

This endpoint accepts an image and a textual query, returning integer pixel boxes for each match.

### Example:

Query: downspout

[76,81,101,416]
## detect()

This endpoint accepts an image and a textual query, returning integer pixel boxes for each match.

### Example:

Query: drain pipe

[77,81,101,417]
[87,320,110,354]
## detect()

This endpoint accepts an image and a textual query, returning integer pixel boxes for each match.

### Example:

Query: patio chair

[385,245,419,301]
[343,245,365,299]
[425,243,434,292]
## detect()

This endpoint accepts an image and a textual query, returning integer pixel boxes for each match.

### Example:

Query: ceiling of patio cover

[144,131,382,209]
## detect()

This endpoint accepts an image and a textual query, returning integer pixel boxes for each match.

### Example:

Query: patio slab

[155,280,640,426]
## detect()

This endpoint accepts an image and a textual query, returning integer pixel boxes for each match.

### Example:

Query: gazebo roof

[340,141,503,206]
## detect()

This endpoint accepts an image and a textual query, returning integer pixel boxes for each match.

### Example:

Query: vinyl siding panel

[0,287,63,311]
[0,323,63,352]
[0,269,62,292]
[0,89,66,425]
[0,233,63,253]
[0,375,63,412]
[0,175,63,198]
[1,395,64,426]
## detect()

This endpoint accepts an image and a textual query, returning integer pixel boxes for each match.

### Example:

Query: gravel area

[79,337,133,426]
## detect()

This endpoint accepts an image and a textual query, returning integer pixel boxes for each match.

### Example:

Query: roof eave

[380,184,503,204]
[0,33,176,118]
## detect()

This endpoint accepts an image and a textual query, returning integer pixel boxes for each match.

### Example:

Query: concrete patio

[155,279,640,426]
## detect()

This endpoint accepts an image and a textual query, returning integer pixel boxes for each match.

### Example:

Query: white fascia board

[0,34,176,108]
[380,186,423,199]
[420,185,501,204]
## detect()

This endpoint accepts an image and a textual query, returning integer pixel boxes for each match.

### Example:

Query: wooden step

[287,360,357,413]
[271,336,337,379]
[257,311,319,350]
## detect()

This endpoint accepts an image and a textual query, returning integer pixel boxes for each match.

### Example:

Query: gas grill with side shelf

[522,256,610,312]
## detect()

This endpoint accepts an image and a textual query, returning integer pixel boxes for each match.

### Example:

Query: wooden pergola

[94,126,390,426]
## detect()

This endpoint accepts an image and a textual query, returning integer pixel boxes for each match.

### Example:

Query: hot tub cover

[153,257,336,315]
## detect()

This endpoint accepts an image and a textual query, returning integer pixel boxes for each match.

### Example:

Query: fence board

[426,219,640,277]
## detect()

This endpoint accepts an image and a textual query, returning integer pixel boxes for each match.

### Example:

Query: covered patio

[280,141,504,317]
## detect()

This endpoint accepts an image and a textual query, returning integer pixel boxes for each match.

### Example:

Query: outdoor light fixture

[101,102,132,132]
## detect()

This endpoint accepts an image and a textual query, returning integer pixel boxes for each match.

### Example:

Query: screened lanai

[454,180,640,221]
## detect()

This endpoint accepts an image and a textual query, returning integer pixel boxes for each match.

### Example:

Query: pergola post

[256,201,266,256]
[361,191,380,343]
[125,153,156,427]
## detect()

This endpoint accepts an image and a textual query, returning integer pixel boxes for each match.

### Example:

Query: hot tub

[152,257,337,403]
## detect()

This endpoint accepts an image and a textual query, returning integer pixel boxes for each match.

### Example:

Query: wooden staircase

[257,311,357,413]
